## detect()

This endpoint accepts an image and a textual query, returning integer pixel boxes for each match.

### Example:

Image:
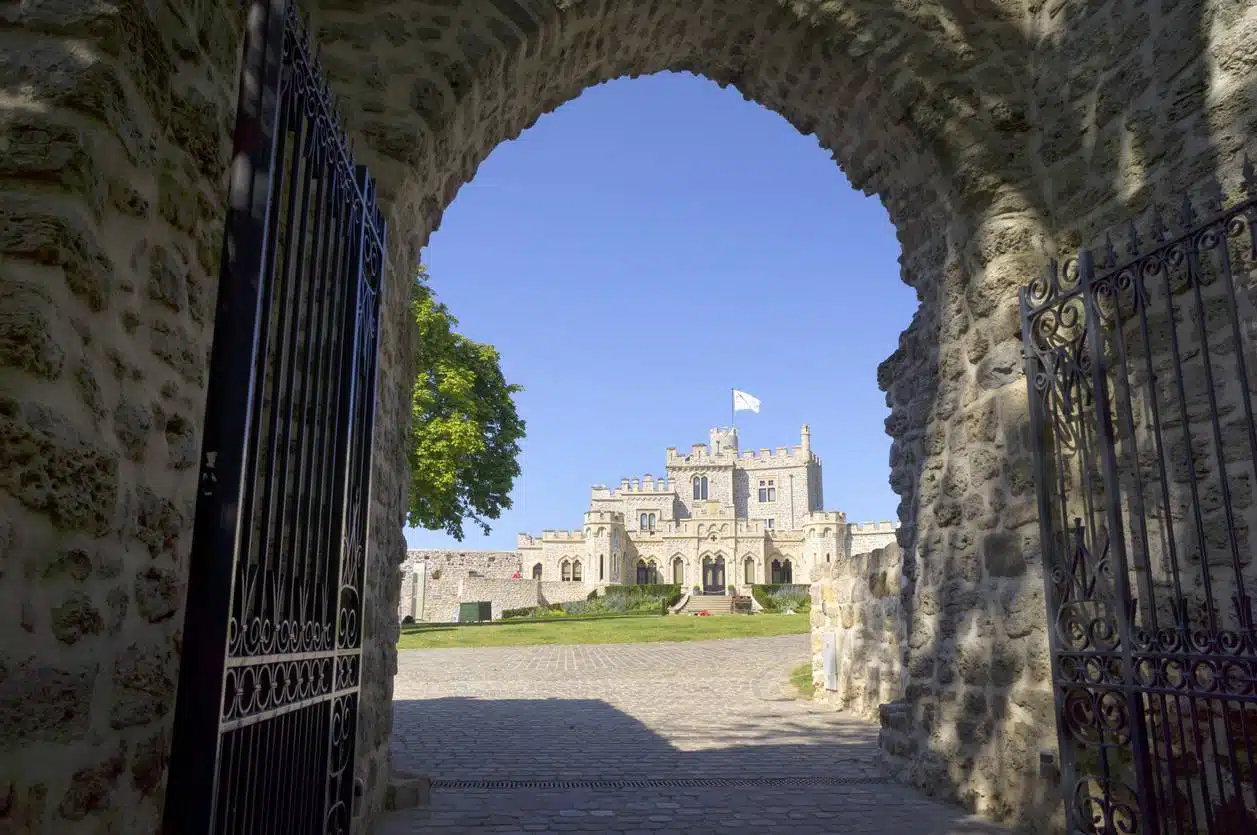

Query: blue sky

[407,72,916,551]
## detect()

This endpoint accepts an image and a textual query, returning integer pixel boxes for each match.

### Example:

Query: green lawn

[397,612,811,650]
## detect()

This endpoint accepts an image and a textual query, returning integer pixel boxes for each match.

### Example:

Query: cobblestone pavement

[379,635,1012,834]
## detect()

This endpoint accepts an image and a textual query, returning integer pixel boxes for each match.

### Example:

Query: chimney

[801,424,812,454]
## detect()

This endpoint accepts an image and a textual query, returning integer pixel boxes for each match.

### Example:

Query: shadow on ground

[383,697,1014,834]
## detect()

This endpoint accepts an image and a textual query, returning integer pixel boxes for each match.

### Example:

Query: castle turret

[801,424,811,454]
[709,426,739,455]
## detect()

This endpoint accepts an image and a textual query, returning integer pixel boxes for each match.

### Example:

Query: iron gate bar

[1079,248,1162,833]
[1022,174,1257,834]
[163,0,287,830]
[163,1,386,832]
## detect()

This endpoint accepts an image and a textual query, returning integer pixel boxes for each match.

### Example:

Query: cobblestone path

[379,635,1012,834]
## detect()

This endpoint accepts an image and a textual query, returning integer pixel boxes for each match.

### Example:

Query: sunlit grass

[397,612,811,649]
[789,661,816,699]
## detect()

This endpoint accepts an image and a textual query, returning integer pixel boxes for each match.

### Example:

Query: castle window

[692,476,708,500]
[600,554,605,580]
[573,560,582,582]
[700,476,708,499]
[826,553,831,563]
[744,557,755,585]
[758,479,776,502]
[672,557,684,585]
[771,559,793,584]
[532,563,543,580]
[640,512,649,529]
[561,561,572,582]
[765,518,775,529]
[648,513,657,531]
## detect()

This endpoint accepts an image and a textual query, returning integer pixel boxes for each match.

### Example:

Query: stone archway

[1,2,1250,833]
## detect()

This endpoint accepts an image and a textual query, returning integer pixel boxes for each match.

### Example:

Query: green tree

[407,265,525,540]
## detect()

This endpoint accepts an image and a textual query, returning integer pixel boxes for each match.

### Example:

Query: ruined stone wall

[457,578,601,621]
[398,549,521,623]
[811,543,906,722]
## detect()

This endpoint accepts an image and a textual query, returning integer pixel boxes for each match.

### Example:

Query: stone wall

[459,578,602,621]
[847,522,901,558]
[398,549,521,622]
[810,543,906,722]
[2,1,1253,834]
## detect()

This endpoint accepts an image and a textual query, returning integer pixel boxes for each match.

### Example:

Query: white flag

[732,389,761,413]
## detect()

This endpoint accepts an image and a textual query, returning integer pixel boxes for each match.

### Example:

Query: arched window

[692,477,701,500]
[771,559,783,584]
[700,476,708,499]
[744,557,755,585]
[561,560,572,582]
[672,557,684,585]
[826,552,831,563]
[532,563,542,580]
[640,512,649,529]
[573,560,582,582]
[782,559,793,584]
[636,558,649,585]
[648,513,656,531]
[649,560,660,584]
[599,554,605,581]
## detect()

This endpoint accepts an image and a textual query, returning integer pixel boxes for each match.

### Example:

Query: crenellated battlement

[584,509,624,523]
[539,528,585,541]
[849,520,899,533]
[805,511,847,525]
[732,445,820,468]
[517,533,540,548]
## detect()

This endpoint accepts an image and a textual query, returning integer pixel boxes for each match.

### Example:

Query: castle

[400,426,900,621]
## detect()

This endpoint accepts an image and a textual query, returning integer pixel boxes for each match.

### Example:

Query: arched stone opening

[0,1,1249,833]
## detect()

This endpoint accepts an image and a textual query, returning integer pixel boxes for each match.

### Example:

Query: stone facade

[1,1,1252,834]
[516,426,896,592]
[401,426,893,621]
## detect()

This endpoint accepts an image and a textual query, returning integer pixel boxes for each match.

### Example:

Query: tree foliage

[407,265,525,540]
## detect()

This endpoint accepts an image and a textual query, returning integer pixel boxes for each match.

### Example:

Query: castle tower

[801,424,811,454]
[584,510,625,584]
[709,426,739,456]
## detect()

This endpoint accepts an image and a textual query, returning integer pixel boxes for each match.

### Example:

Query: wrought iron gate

[1021,170,1257,834]
[163,1,386,832]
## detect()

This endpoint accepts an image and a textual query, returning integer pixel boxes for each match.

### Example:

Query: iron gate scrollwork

[1021,164,1257,834]
[163,2,386,833]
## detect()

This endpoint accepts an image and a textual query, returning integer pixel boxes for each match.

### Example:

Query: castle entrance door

[702,556,726,594]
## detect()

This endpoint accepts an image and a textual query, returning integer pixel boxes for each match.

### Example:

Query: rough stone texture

[811,542,907,722]
[1,0,1253,833]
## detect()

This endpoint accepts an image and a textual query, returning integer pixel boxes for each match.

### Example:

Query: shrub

[560,598,603,616]
[587,588,600,601]
[601,583,681,615]
[502,603,564,619]
[752,584,810,613]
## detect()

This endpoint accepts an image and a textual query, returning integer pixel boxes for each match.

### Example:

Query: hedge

[502,603,563,619]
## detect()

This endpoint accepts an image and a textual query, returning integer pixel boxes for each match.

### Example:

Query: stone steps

[682,594,735,615]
